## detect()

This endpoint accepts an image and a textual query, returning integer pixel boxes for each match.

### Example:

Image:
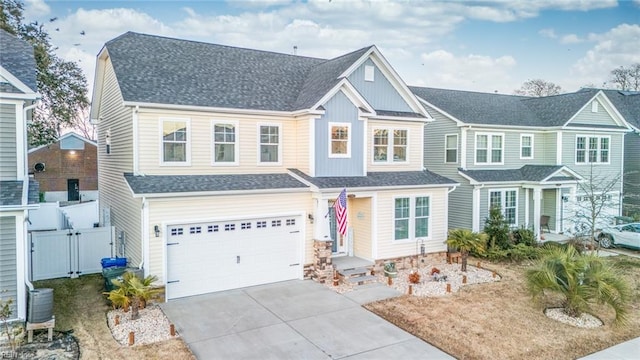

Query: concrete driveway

[160,280,453,359]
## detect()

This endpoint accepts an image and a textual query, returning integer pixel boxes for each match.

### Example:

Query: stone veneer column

[312,240,333,283]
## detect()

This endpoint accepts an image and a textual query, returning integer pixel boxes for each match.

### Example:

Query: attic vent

[34,163,45,172]
[364,65,374,82]
[591,101,599,113]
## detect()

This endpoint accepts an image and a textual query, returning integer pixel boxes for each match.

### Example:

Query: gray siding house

[0,29,40,321]
[410,87,631,238]
[603,90,640,217]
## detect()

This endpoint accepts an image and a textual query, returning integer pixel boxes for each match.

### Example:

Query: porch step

[336,266,377,286]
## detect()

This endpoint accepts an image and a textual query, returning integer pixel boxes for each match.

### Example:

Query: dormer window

[364,65,375,82]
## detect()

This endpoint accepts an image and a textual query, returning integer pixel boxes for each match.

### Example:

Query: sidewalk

[579,337,640,359]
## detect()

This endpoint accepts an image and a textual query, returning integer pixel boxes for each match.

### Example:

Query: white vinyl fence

[30,226,114,281]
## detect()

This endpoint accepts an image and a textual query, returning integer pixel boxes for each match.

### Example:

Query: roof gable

[28,132,96,153]
[0,29,37,94]
[601,89,640,130]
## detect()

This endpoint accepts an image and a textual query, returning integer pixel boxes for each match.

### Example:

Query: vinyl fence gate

[30,226,114,281]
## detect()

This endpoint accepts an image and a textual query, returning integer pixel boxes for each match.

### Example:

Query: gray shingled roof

[0,29,37,92]
[0,180,38,206]
[601,89,640,129]
[459,165,578,183]
[105,32,375,112]
[410,87,627,128]
[289,169,457,189]
[123,173,308,195]
[375,110,425,118]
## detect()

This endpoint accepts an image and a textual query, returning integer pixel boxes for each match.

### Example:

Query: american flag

[334,188,348,236]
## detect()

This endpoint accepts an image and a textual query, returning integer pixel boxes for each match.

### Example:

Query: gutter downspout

[133,106,140,175]
[23,101,38,292]
[140,196,148,271]
[447,185,458,194]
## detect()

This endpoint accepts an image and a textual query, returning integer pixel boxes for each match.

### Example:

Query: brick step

[337,267,370,277]
[345,275,377,285]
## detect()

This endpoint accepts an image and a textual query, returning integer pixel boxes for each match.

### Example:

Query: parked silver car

[597,223,640,249]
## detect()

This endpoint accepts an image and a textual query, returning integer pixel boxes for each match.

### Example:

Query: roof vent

[34,162,45,172]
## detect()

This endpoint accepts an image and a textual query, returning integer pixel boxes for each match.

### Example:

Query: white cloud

[560,34,584,44]
[24,0,50,18]
[568,23,640,90]
[416,50,517,93]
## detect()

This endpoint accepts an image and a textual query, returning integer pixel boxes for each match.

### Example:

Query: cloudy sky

[23,0,640,99]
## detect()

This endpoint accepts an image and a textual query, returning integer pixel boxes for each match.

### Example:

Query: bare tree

[61,108,95,140]
[514,79,563,97]
[566,167,621,248]
[608,63,640,91]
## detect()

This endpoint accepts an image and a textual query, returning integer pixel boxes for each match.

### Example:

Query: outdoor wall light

[308,214,314,223]
[154,225,160,237]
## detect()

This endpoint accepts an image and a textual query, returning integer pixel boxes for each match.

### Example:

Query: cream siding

[136,109,300,175]
[367,119,424,172]
[350,197,372,259]
[147,192,312,282]
[294,118,310,173]
[95,57,142,265]
[375,188,448,259]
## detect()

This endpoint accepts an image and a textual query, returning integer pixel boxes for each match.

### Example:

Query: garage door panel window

[189,226,202,234]
[394,196,431,241]
[272,220,282,227]
[225,224,235,231]
[257,221,267,228]
[171,228,183,236]
[207,225,219,233]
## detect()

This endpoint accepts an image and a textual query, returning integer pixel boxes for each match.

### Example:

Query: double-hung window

[445,134,458,163]
[259,124,281,163]
[475,133,503,164]
[373,128,408,163]
[576,135,609,164]
[489,189,517,225]
[520,134,533,159]
[212,122,238,165]
[329,123,351,157]
[394,196,430,241]
[161,118,189,164]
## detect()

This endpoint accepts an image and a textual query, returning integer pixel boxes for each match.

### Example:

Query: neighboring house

[0,29,39,321]
[410,87,631,238]
[90,32,457,300]
[28,132,98,203]
[601,90,640,218]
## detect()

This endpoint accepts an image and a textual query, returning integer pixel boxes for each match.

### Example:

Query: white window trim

[444,133,458,163]
[487,188,519,226]
[257,122,282,166]
[159,117,191,166]
[211,120,239,166]
[328,122,352,158]
[474,132,504,165]
[520,133,534,160]
[372,127,409,164]
[392,195,432,243]
[574,134,611,165]
[364,65,375,82]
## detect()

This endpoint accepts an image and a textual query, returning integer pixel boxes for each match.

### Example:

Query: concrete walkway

[579,337,640,359]
[160,280,454,359]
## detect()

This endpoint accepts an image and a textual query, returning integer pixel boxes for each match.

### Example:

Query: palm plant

[107,272,161,320]
[526,246,630,325]
[446,229,487,271]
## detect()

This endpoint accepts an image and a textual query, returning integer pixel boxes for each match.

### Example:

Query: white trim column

[533,187,542,241]
[472,185,481,232]
[314,198,331,241]
[524,188,530,228]
[555,189,562,234]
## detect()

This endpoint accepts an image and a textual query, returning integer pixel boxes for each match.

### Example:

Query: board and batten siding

[375,188,448,259]
[347,59,413,112]
[624,133,640,213]
[561,131,624,191]
[147,192,312,282]
[314,91,364,176]
[567,99,621,127]
[136,109,299,175]
[0,216,17,318]
[367,119,424,172]
[95,57,141,265]
[0,103,17,180]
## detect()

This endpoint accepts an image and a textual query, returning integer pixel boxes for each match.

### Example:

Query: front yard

[365,254,640,360]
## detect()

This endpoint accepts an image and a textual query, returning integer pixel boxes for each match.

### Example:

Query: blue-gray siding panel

[0,104,17,180]
[568,100,620,127]
[347,59,412,112]
[448,182,473,230]
[624,133,640,215]
[315,91,365,176]
[0,216,17,318]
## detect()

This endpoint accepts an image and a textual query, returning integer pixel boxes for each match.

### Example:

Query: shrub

[511,227,536,247]
[484,206,511,250]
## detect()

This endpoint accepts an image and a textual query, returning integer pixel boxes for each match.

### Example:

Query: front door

[67,179,80,201]
[328,207,347,255]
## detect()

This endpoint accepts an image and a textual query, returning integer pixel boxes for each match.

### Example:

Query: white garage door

[166,215,302,299]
